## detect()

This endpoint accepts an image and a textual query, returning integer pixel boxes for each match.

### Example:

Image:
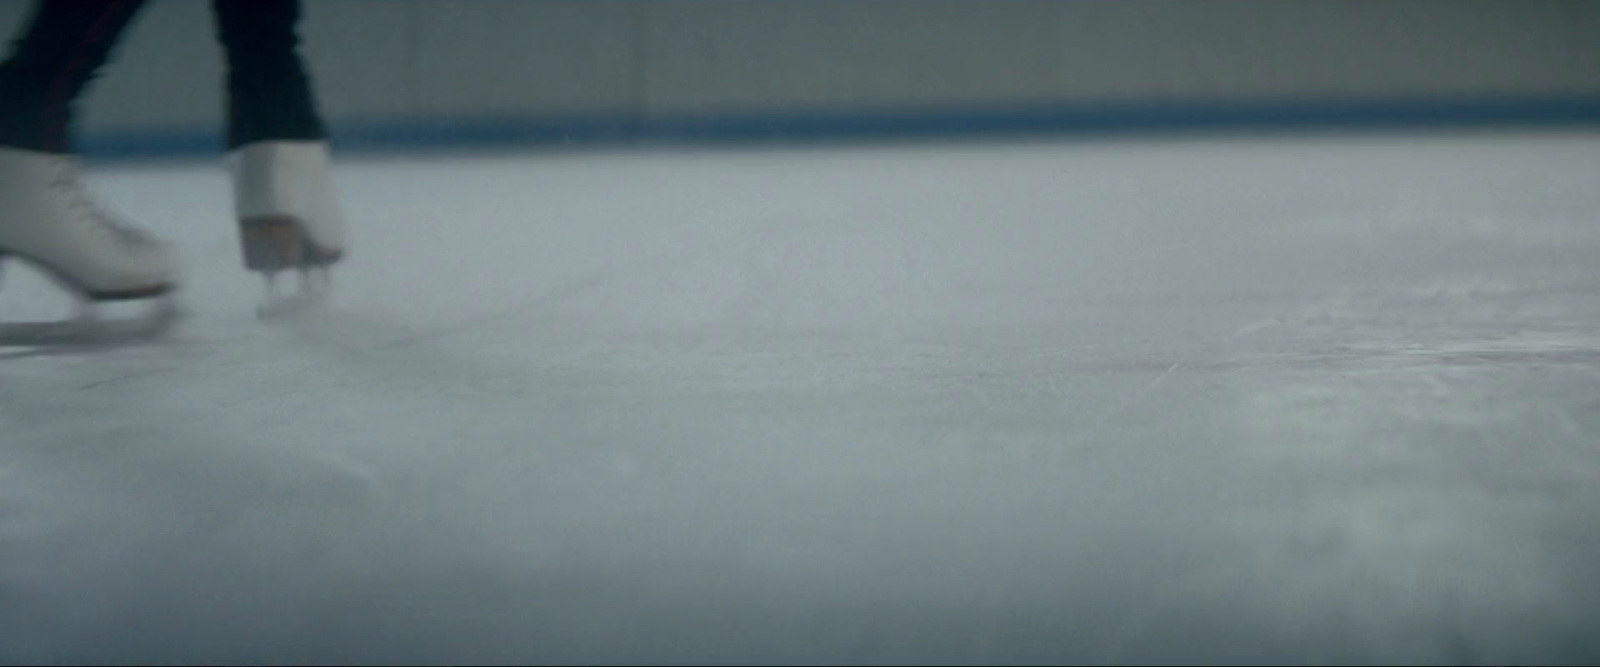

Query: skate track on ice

[3,132,1600,664]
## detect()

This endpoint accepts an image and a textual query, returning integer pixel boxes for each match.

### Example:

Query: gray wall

[2,0,1596,147]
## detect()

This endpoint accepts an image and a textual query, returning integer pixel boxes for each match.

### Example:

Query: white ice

[2,131,1599,665]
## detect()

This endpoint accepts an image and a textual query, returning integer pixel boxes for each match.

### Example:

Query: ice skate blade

[256,284,329,321]
[0,298,183,348]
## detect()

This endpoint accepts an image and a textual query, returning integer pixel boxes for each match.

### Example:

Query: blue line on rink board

[78,94,1600,161]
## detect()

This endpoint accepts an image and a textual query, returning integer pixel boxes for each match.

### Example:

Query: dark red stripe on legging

[40,0,141,152]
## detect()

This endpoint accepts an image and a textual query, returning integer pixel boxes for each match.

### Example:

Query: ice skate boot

[0,146,181,346]
[229,140,348,319]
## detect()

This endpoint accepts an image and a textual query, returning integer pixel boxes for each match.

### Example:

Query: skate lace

[48,157,149,249]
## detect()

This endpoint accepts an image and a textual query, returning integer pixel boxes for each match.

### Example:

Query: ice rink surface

[2,130,1599,665]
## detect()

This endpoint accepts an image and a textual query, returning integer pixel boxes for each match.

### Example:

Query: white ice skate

[229,140,349,319]
[0,146,182,347]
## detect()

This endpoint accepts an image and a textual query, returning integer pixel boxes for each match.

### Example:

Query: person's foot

[229,140,348,274]
[0,146,178,300]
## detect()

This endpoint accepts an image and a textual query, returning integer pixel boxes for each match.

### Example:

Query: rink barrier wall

[0,0,1594,160]
[77,94,1600,161]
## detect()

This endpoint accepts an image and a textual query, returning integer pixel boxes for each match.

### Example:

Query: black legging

[0,0,326,154]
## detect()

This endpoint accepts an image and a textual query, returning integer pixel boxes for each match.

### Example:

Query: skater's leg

[212,0,348,284]
[0,0,176,305]
[0,0,150,153]
[210,0,326,149]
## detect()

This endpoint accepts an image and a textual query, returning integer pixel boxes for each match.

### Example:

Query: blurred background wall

[2,0,1597,159]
